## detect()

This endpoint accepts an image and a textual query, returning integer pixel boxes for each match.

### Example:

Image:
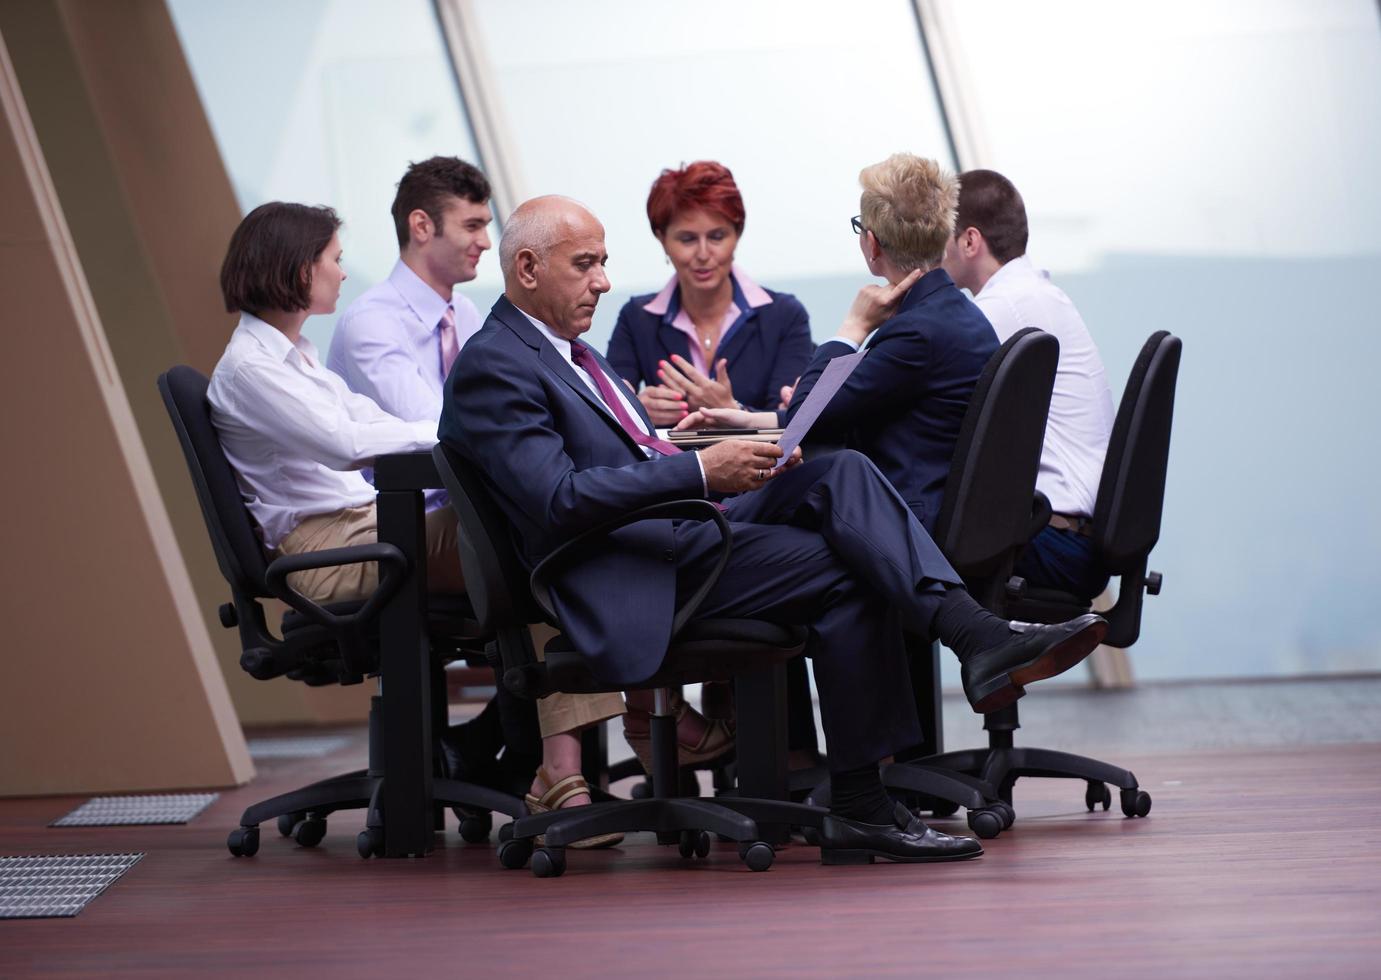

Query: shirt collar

[976,254,1036,298]
[516,306,575,362]
[239,312,319,364]
[642,265,773,316]
[389,258,452,333]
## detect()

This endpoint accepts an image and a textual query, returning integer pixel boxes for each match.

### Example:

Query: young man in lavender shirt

[328,159,624,837]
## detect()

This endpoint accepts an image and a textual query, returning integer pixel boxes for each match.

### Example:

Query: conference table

[371,450,795,858]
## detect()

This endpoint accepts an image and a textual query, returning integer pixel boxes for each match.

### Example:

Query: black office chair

[434,443,826,877]
[914,331,1182,821]
[158,366,525,859]
[860,327,1058,839]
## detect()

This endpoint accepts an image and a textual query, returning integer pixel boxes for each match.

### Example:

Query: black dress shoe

[961,613,1108,714]
[437,723,486,781]
[436,724,534,796]
[819,803,983,865]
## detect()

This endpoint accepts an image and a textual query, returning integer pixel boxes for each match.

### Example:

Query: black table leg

[735,662,789,843]
[377,487,433,857]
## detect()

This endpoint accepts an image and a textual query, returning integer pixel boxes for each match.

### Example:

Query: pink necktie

[570,342,682,456]
[439,305,459,379]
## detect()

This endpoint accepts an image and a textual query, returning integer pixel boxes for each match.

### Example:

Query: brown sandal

[623,697,735,777]
[524,767,623,849]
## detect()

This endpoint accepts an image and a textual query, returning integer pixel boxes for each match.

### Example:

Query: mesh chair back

[157,366,271,597]
[933,328,1059,578]
[432,443,541,632]
[1093,331,1182,571]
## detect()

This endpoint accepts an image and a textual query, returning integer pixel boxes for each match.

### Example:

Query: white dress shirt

[327,259,482,510]
[208,314,437,549]
[972,255,1115,517]
[518,308,707,495]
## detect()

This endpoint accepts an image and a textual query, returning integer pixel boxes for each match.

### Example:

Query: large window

[925,0,1381,678]
[168,0,497,352]
[171,0,1381,681]
[465,0,954,349]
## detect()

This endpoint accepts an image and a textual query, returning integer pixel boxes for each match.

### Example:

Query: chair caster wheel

[1086,781,1111,811]
[356,827,384,859]
[497,835,533,870]
[739,841,774,872]
[992,801,1016,829]
[292,817,327,848]
[968,808,1004,839]
[456,809,493,844]
[277,812,302,837]
[1120,788,1152,818]
[227,826,259,857]
[678,830,711,859]
[630,779,652,800]
[532,847,567,878]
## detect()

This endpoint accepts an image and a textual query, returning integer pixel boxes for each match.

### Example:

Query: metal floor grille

[0,853,143,919]
[51,793,218,827]
[246,735,351,759]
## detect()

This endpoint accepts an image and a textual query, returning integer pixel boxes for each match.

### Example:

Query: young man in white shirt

[942,170,1117,600]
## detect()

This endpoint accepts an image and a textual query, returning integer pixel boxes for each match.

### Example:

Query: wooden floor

[3,732,1381,977]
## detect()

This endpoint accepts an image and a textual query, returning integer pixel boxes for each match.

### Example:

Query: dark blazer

[607,279,813,411]
[439,296,704,685]
[784,268,998,531]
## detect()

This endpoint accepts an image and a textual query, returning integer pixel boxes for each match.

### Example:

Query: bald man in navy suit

[438,196,1104,865]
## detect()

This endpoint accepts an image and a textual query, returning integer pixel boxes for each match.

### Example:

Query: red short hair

[646,160,746,237]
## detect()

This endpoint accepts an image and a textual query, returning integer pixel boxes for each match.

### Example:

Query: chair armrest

[530,499,732,638]
[1027,490,1053,541]
[265,543,408,673]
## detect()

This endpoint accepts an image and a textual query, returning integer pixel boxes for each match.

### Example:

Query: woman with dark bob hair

[208,201,465,603]
[606,161,814,423]
[210,204,626,847]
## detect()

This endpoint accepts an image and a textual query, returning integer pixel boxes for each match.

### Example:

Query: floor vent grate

[0,853,143,919]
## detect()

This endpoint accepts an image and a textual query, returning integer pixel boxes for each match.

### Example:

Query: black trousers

[673,451,961,771]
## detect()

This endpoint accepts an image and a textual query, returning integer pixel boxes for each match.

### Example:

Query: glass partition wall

[920,0,1381,678]
[460,0,955,349]
[167,0,496,353]
[170,0,1381,681]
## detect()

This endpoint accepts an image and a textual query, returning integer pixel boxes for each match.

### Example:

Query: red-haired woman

[608,165,820,772]
[606,161,814,424]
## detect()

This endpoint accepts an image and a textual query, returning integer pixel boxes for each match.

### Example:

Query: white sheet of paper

[772,350,867,469]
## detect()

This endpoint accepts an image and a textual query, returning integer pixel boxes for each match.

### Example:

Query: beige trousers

[528,623,625,737]
[278,504,624,736]
[277,503,465,601]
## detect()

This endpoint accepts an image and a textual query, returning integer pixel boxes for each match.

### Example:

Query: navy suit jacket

[438,296,705,685]
[607,285,813,411]
[784,268,998,531]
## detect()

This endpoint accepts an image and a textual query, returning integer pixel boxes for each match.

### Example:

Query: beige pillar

[0,24,252,794]
[0,0,369,726]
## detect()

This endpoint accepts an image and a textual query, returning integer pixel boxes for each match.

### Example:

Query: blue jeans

[1015,526,1110,602]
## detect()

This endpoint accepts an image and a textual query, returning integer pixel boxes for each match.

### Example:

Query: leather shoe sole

[964,613,1108,714]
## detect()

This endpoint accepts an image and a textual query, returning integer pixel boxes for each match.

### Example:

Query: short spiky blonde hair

[858,154,958,271]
